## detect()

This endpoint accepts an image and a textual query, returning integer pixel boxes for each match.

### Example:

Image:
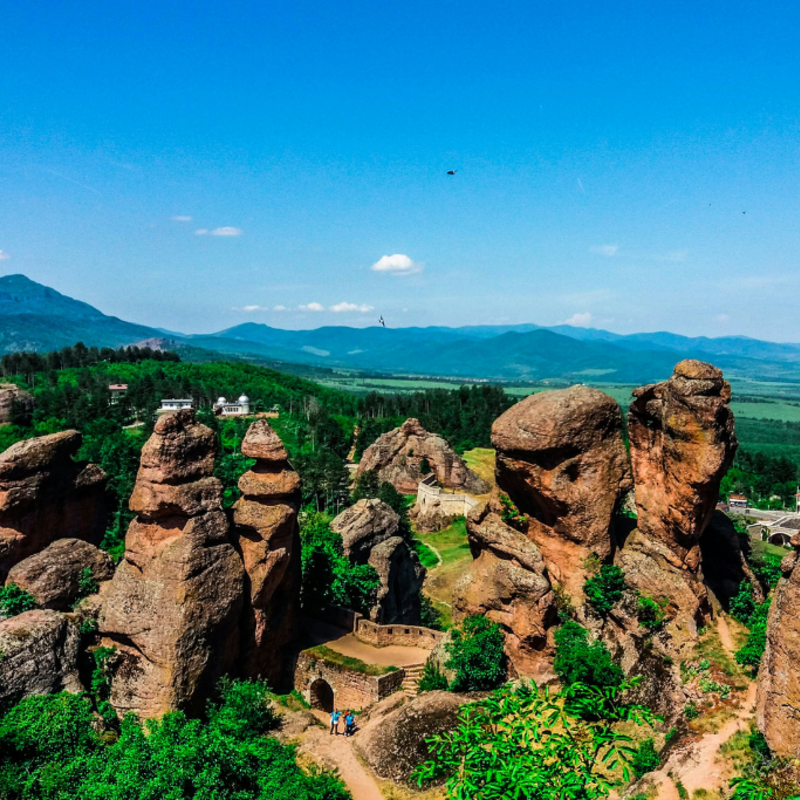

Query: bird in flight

[447,170,457,175]
[379,316,386,328]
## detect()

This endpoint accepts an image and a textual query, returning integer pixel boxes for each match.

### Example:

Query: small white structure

[213,394,251,416]
[158,398,193,413]
[109,384,128,405]
[415,473,479,518]
[728,494,748,511]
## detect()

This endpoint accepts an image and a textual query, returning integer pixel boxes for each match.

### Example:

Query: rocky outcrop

[356,418,488,495]
[0,609,82,705]
[232,420,301,687]
[6,538,114,610]
[355,690,469,784]
[757,534,800,757]
[99,410,244,717]
[331,499,425,624]
[0,383,34,426]
[0,431,108,580]
[619,360,737,634]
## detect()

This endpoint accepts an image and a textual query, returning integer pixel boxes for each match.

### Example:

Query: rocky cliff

[0,383,34,426]
[0,430,108,580]
[232,419,301,688]
[99,410,245,717]
[356,418,488,495]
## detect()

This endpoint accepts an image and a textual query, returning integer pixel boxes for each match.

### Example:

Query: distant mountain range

[3,273,800,385]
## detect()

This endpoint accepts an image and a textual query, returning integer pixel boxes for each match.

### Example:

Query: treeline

[0,341,179,381]
[722,448,799,509]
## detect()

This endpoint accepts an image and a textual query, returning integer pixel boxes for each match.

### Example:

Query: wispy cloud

[299,302,325,312]
[715,313,730,323]
[0,250,9,261]
[241,305,265,312]
[564,312,593,327]
[195,226,243,237]
[589,244,618,257]
[330,302,374,313]
[171,215,192,222]
[273,305,287,311]
[577,178,585,194]
[371,254,423,275]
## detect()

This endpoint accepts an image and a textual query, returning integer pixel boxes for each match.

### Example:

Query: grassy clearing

[462,447,495,491]
[303,645,398,676]
[751,538,789,560]
[413,539,440,568]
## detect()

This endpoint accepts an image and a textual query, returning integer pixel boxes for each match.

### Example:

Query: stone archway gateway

[309,678,334,712]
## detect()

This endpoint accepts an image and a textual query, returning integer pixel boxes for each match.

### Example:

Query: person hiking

[345,710,355,737]
[330,709,341,735]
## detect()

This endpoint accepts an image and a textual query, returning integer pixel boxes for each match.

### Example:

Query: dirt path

[717,614,736,653]
[422,540,443,566]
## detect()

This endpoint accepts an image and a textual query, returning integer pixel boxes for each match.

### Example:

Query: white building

[214,394,251,416]
[158,398,193,413]
[728,494,748,510]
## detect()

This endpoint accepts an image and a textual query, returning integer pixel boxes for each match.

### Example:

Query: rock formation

[232,419,301,687]
[0,383,34,426]
[619,360,737,633]
[6,538,115,610]
[99,409,244,717]
[0,431,108,580]
[331,499,425,624]
[0,609,82,705]
[757,533,800,757]
[356,418,488,495]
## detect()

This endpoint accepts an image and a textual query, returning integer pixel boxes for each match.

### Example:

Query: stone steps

[401,663,426,695]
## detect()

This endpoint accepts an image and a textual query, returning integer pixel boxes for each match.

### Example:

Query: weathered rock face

[757,535,800,757]
[232,420,301,688]
[356,418,489,495]
[0,609,82,705]
[99,410,244,717]
[0,431,108,580]
[6,538,115,610]
[331,499,425,624]
[0,383,34,426]
[620,361,737,633]
[355,690,469,784]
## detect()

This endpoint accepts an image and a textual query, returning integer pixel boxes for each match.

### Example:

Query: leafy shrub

[684,702,699,720]
[736,601,771,671]
[446,615,507,692]
[419,593,443,630]
[749,729,772,761]
[583,565,626,617]
[751,552,783,589]
[730,581,757,623]
[0,584,37,618]
[637,595,668,630]
[631,737,661,778]
[419,457,432,475]
[699,677,731,699]
[498,492,526,530]
[417,661,449,693]
[553,620,623,688]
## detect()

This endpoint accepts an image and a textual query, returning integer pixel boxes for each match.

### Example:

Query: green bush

[0,584,37,618]
[417,661,449,693]
[446,615,507,692]
[749,729,771,761]
[553,620,623,688]
[631,737,661,778]
[684,702,699,720]
[498,492,526,530]
[730,581,757,623]
[736,601,771,671]
[637,595,668,630]
[583,565,626,617]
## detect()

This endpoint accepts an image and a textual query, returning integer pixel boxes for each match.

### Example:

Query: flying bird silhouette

[379,316,386,328]
[447,170,457,175]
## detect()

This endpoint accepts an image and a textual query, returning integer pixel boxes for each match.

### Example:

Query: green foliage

[412,538,439,569]
[631,738,661,779]
[79,617,99,636]
[736,600,771,671]
[750,550,783,589]
[350,470,380,503]
[419,456,432,475]
[304,645,396,676]
[721,445,800,510]
[445,615,507,692]
[684,702,700,720]
[554,620,624,689]
[498,492,525,530]
[349,471,413,538]
[90,646,118,726]
[731,581,757,623]
[417,661,449,693]
[413,679,659,798]
[637,595,668,631]
[583,565,626,617]
[0,680,348,800]
[749,729,772,761]
[419,593,443,630]
[77,567,100,599]
[0,584,37,618]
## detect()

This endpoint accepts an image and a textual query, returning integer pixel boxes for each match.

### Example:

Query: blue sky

[1,1,799,338]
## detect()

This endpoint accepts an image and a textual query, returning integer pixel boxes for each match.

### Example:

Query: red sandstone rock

[232,420,300,687]
[0,383,34,427]
[99,410,244,717]
[0,431,108,579]
[331,498,400,561]
[355,418,488,495]
[6,538,114,610]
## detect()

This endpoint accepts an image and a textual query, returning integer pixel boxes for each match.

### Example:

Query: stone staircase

[401,663,426,696]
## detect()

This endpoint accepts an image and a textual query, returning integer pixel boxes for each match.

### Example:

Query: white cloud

[242,305,264,312]
[171,215,192,222]
[299,302,325,312]
[565,312,593,327]
[273,305,287,311]
[715,313,730,323]
[330,302,375,313]
[371,253,423,275]
[0,250,9,261]
[589,244,618,257]
[194,229,209,235]
[211,226,243,237]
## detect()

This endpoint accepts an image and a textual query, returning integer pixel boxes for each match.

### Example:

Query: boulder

[0,430,108,579]
[0,383,34,426]
[6,538,114,610]
[331,499,425,624]
[355,418,488,495]
[757,535,800,756]
[232,420,301,687]
[355,690,469,784]
[99,410,244,717]
[0,610,82,705]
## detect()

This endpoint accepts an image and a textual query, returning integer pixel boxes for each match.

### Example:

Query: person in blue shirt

[345,710,355,737]
[330,709,341,735]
